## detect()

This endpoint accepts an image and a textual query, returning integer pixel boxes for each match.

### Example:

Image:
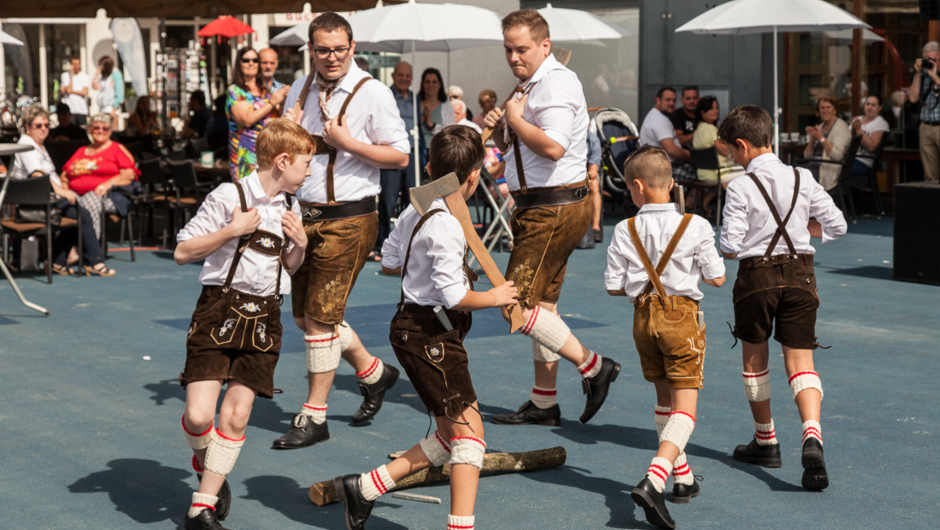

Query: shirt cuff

[701,261,726,280]
[439,283,470,309]
[543,129,571,152]
[604,276,625,292]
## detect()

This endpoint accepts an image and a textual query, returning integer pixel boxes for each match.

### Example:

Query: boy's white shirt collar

[242,171,288,204]
[638,203,680,214]
[745,152,780,174]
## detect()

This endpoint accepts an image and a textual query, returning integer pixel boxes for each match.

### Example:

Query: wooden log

[309,446,567,506]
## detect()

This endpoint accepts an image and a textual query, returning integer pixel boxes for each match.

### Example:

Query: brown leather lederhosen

[292,75,376,220]
[731,169,820,349]
[388,209,477,419]
[180,182,292,399]
[628,213,707,388]
[503,81,589,209]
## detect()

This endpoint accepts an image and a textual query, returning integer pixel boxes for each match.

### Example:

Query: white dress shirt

[177,172,299,296]
[606,203,725,302]
[382,197,470,309]
[10,135,61,189]
[284,62,411,204]
[502,53,589,190]
[720,153,847,259]
[61,71,89,116]
[639,108,681,161]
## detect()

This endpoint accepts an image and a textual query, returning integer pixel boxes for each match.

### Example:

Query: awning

[1,1,404,19]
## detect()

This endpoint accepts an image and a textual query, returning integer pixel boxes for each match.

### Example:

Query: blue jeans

[377,152,416,252]
[850,159,872,177]
[54,199,105,266]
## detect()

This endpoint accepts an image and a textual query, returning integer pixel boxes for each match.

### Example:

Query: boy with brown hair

[605,146,725,529]
[333,125,518,530]
[718,105,846,492]
[174,118,313,530]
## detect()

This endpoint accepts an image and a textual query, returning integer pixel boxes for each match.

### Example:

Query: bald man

[376,61,419,256]
[260,48,285,92]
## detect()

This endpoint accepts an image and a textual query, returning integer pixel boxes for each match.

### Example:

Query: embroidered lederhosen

[292,75,375,218]
[388,209,477,419]
[628,214,706,388]
[180,183,292,398]
[730,169,821,349]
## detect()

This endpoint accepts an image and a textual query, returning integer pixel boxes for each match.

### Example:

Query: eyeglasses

[90,126,110,132]
[313,47,351,60]
[240,57,259,64]
[30,122,49,129]
[449,95,459,100]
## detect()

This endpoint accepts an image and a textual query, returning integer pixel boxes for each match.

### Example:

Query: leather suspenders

[627,213,693,299]
[747,169,801,258]
[223,183,291,299]
[505,82,538,192]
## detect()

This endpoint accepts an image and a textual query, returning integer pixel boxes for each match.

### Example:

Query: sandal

[67,247,80,266]
[52,264,74,276]
[84,263,116,277]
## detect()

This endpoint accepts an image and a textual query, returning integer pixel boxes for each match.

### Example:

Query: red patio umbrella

[198,15,255,44]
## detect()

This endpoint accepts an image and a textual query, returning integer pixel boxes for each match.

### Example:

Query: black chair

[187,137,209,159]
[799,133,864,222]
[46,140,90,173]
[207,130,228,153]
[0,176,81,283]
[853,132,888,217]
[137,158,171,246]
[688,147,726,227]
[164,159,202,247]
[99,190,137,262]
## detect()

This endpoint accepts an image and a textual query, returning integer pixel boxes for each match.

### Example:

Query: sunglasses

[90,126,110,132]
[31,122,50,129]
[241,57,259,64]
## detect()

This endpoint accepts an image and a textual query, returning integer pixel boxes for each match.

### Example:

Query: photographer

[910,41,940,182]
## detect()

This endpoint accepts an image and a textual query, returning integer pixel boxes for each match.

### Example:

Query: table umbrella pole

[412,40,420,187]
[774,25,780,155]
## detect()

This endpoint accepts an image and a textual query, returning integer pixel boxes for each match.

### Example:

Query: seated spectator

[61,113,140,249]
[473,89,497,130]
[182,90,212,138]
[691,96,744,215]
[448,85,472,120]
[671,85,699,146]
[802,95,851,191]
[418,68,454,159]
[49,103,88,142]
[639,86,694,185]
[10,105,110,276]
[125,96,157,137]
[204,95,229,139]
[453,99,482,134]
[850,94,890,176]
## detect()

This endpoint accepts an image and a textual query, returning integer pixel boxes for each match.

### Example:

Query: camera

[925,57,936,70]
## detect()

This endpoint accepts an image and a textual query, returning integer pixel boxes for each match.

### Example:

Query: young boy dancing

[333,125,518,530]
[605,146,725,529]
[718,105,846,491]
[174,119,313,530]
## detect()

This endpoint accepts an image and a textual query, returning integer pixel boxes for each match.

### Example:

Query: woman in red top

[61,114,140,271]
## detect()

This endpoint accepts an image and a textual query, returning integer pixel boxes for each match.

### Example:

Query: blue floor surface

[1,216,938,529]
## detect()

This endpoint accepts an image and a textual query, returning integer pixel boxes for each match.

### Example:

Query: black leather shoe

[334,474,375,530]
[272,414,330,450]
[732,438,783,468]
[631,477,676,529]
[184,508,229,530]
[593,228,603,243]
[801,438,828,491]
[195,475,231,520]
[491,400,561,426]
[580,357,620,424]
[352,365,400,424]
[671,477,700,504]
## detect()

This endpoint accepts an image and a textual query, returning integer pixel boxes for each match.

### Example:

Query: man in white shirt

[639,87,695,185]
[59,55,89,127]
[718,105,846,492]
[274,12,411,451]
[452,99,482,134]
[484,10,621,428]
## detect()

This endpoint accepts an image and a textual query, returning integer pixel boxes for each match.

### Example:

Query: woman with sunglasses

[10,105,110,276]
[226,47,290,181]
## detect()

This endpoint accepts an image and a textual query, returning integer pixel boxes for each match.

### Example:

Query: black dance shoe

[352,365,400,423]
[184,508,229,530]
[671,476,700,504]
[195,475,231,520]
[801,437,829,491]
[593,227,603,242]
[580,357,621,424]
[272,414,330,450]
[334,474,375,530]
[491,400,561,426]
[732,438,783,468]
[631,476,676,529]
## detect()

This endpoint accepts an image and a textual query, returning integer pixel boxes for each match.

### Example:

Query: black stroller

[593,108,640,216]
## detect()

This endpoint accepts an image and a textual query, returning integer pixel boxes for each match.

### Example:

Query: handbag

[15,205,62,226]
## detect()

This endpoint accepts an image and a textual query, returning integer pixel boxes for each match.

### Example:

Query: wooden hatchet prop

[410,173,526,333]
[480,45,572,145]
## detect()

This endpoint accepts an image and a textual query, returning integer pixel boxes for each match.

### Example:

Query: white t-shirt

[60,71,90,116]
[854,115,890,167]
[639,107,681,161]
[10,135,61,189]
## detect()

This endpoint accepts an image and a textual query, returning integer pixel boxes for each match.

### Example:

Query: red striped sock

[672,453,694,486]
[530,386,557,409]
[646,456,672,493]
[802,420,822,445]
[359,465,395,501]
[356,357,384,385]
[188,492,218,518]
[447,514,474,529]
[301,403,328,425]
[755,420,778,446]
[577,351,602,378]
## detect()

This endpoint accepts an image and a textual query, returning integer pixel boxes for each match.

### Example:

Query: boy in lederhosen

[332,126,518,530]
[174,119,313,530]
[605,146,726,529]
[718,106,846,491]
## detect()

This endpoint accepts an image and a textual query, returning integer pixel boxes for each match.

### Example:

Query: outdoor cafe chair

[798,133,864,223]
[688,146,727,227]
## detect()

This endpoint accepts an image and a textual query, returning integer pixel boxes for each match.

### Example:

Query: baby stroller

[593,108,640,215]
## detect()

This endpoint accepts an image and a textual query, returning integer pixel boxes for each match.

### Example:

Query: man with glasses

[274,12,411,451]
[911,41,940,182]
[259,48,285,93]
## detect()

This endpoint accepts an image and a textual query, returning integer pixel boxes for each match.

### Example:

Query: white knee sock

[672,452,694,486]
[357,357,385,386]
[789,371,824,401]
[305,332,341,373]
[743,369,771,402]
[530,386,557,409]
[755,420,779,446]
[521,306,570,353]
[337,320,354,352]
[661,411,695,454]
[577,351,603,379]
[359,464,395,501]
[188,492,218,518]
[532,338,561,363]
[300,403,328,424]
[419,431,452,467]
[802,420,823,445]
[654,405,671,440]
[449,436,486,470]
[181,415,213,450]
[203,429,244,477]
[447,514,475,530]
[646,456,673,493]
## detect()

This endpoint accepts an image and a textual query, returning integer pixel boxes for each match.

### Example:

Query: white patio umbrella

[824,28,884,43]
[537,3,632,42]
[0,29,25,46]
[675,0,870,154]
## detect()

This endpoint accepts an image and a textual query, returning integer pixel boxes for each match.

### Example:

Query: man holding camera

[910,41,940,182]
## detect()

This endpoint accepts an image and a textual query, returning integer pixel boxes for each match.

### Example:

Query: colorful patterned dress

[226,84,277,181]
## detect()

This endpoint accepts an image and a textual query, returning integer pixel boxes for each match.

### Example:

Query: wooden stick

[309,446,567,507]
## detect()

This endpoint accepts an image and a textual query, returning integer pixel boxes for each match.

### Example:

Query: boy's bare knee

[184,407,214,431]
